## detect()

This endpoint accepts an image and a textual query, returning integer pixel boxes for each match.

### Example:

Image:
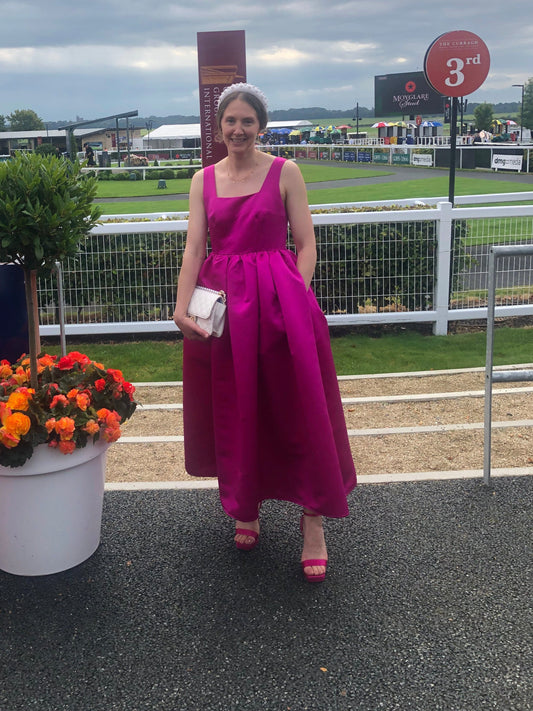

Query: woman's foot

[234,517,260,551]
[300,510,328,582]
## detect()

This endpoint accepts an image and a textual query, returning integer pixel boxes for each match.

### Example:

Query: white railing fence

[38,196,533,338]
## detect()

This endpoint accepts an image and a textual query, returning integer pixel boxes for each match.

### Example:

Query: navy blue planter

[0,264,29,362]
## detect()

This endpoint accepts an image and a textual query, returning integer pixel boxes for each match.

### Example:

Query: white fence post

[434,201,453,336]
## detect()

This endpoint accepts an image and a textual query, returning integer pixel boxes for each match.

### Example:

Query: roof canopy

[146,119,313,141]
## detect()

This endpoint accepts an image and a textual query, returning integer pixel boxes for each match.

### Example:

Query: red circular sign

[424,30,490,97]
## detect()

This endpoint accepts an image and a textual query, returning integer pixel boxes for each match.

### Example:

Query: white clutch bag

[187,286,227,337]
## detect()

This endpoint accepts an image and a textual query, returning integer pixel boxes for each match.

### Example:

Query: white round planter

[0,440,110,576]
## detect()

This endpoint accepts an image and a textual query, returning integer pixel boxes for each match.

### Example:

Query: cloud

[0,0,529,120]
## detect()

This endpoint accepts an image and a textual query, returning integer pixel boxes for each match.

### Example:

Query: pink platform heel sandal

[300,511,328,583]
[234,527,259,551]
[235,504,261,551]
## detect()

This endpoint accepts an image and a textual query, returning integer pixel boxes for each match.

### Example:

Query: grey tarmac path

[1,476,531,710]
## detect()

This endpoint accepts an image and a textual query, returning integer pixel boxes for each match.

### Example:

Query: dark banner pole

[448,96,458,205]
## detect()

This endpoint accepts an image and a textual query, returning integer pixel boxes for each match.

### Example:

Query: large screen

[374,71,445,116]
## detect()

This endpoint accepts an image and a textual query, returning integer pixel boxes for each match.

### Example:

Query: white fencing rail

[38,195,533,338]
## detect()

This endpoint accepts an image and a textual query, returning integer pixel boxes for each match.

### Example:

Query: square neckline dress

[182,156,356,520]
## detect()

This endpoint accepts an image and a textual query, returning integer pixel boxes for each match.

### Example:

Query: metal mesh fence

[36,207,533,331]
[451,214,533,309]
[38,231,186,326]
[38,218,440,325]
[312,219,437,315]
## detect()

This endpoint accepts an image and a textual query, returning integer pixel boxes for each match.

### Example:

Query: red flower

[57,356,75,371]
[107,368,125,383]
[68,352,91,366]
[58,440,76,454]
[50,394,69,409]
[94,378,106,392]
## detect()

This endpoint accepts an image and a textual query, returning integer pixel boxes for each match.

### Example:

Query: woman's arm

[172,170,210,340]
[281,160,317,289]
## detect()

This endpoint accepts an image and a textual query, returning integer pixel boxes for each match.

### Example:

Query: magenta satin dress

[183,156,356,520]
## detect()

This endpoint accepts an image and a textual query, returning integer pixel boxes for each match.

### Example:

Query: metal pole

[483,248,496,485]
[116,118,121,167]
[126,117,131,165]
[54,261,67,357]
[448,97,458,205]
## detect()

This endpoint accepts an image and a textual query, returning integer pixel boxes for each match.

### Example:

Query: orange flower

[76,392,91,411]
[37,354,56,372]
[12,366,29,385]
[0,427,21,448]
[45,418,57,433]
[102,425,121,443]
[0,401,11,425]
[58,440,76,454]
[54,416,76,441]
[0,362,13,380]
[3,412,31,437]
[83,420,100,436]
[67,388,90,411]
[97,408,122,426]
[7,390,31,411]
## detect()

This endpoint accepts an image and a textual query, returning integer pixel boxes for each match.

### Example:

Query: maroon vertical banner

[197,30,246,167]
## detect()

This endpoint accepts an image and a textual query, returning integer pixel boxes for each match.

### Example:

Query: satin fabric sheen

[182,156,356,519]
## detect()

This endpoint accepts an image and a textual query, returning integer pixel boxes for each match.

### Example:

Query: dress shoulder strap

[263,156,285,188]
[202,164,216,203]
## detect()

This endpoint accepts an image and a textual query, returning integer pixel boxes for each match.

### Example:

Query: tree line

[2,81,533,132]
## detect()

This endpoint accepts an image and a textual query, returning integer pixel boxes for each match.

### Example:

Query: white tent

[143,120,313,148]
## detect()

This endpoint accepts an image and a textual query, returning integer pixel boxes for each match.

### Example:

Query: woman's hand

[173,312,210,341]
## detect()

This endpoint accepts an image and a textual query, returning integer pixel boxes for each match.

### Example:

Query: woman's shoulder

[279,157,303,181]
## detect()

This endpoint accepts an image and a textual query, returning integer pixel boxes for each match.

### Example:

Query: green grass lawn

[307,177,533,205]
[97,169,533,215]
[94,164,393,200]
[96,178,192,198]
[42,326,533,383]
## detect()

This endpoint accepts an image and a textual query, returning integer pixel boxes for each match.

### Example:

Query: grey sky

[0,0,530,122]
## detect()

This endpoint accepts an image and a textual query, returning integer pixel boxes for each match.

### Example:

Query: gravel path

[106,369,533,483]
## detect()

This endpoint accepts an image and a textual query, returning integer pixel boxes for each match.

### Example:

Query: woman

[173,83,356,582]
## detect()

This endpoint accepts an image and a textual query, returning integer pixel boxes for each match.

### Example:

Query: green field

[97,163,533,215]
[42,326,533,383]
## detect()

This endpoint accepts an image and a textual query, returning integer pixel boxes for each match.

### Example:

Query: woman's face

[220,97,260,153]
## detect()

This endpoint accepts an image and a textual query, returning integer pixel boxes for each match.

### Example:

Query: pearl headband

[216,83,268,113]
